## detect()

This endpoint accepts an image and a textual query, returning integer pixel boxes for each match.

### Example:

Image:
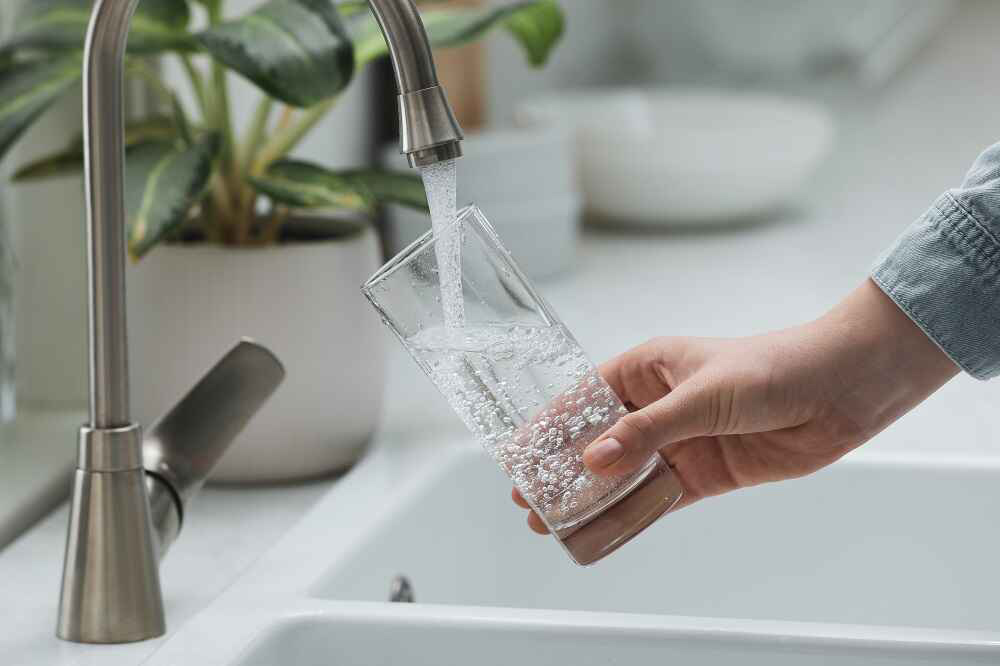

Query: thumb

[582,381,714,477]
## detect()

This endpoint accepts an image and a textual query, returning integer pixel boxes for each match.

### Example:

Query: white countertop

[3,2,1000,663]
[0,481,332,665]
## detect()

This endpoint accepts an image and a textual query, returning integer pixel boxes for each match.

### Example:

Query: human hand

[513,279,958,534]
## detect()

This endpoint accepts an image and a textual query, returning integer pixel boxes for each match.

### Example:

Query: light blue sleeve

[871,142,1000,380]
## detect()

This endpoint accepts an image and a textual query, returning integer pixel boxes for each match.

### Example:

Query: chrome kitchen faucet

[57,0,464,644]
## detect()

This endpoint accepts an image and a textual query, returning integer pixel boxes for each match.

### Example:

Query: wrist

[841,279,957,382]
[814,279,958,434]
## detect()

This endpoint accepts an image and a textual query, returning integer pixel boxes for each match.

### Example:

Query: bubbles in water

[408,323,632,529]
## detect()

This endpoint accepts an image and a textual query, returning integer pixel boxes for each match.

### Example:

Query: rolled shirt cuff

[871,192,1000,380]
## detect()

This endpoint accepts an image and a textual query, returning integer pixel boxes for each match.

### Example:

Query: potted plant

[0,0,564,481]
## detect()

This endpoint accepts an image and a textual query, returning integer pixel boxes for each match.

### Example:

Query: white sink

[147,438,1000,665]
[313,447,1000,631]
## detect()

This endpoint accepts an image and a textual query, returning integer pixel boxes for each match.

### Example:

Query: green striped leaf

[1,0,195,56]
[340,167,428,211]
[13,116,180,182]
[197,0,355,108]
[249,159,375,212]
[251,160,429,214]
[0,51,19,74]
[354,0,564,67]
[0,55,82,161]
[278,214,368,241]
[500,0,564,66]
[127,132,221,259]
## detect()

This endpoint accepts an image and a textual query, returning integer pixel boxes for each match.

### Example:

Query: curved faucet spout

[367,0,439,94]
[368,0,464,166]
[61,0,461,645]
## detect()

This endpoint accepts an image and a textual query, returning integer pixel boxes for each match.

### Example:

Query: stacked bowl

[516,88,834,229]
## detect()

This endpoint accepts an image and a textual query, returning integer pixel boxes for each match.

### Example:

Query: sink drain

[389,575,415,603]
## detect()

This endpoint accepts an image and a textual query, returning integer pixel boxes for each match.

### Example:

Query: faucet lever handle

[144,339,285,516]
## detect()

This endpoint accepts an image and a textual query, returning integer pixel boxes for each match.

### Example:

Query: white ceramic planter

[126,228,385,483]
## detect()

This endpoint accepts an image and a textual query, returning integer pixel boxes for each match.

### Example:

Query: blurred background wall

[484,1,639,124]
[2,2,89,410]
[484,0,959,125]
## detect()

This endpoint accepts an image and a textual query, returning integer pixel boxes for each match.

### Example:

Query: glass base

[553,456,683,566]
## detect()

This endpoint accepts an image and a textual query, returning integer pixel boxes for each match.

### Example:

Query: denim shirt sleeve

[871,142,1000,380]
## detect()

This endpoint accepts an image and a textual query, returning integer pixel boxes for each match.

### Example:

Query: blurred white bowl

[516,88,835,227]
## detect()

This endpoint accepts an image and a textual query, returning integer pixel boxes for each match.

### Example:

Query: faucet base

[57,425,165,644]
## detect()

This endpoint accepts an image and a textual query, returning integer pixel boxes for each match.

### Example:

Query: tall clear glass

[363,205,682,565]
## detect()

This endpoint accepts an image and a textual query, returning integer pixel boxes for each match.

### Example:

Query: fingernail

[584,438,625,469]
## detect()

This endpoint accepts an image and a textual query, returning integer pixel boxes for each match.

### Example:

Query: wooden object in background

[431,0,487,130]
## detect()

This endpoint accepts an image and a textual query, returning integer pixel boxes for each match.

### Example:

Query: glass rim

[361,203,483,294]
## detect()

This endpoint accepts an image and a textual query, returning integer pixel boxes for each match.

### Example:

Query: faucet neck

[367,0,440,94]
[83,0,140,429]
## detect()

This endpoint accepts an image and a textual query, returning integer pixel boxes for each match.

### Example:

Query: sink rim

[154,598,1000,666]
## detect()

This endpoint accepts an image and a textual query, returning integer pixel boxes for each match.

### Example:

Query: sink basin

[146,438,1000,665]
[313,447,1000,632]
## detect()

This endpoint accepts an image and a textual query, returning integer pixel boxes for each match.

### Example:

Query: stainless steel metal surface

[367,0,464,166]
[84,0,139,429]
[406,142,464,168]
[144,340,286,507]
[57,467,165,643]
[389,575,415,603]
[398,86,464,167]
[59,0,451,644]
[59,338,284,642]
[76,423,142,472]
[142,340,283,557]
[146,473,181,558]
[368,0,438,93]
[58,0,163,643]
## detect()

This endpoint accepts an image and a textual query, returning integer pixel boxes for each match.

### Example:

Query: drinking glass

[363,205,682,565]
